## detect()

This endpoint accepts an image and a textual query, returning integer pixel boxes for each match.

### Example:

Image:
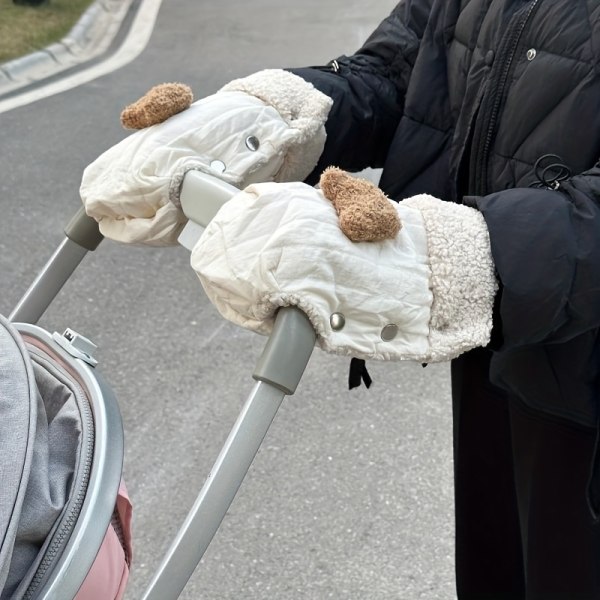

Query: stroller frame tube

[141,380,285,600]
[10,173,318,598]
[10,208,103,324]
[142,307,316,600]
[9,238,89,324]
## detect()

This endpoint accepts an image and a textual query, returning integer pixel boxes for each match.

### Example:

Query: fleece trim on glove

[80,70,332,246]
[402,195,498,361]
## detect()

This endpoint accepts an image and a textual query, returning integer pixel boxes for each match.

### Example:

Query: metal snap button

[526,48,536,61]
[381,324,399,341]
[485,50,495,66]
[210,160,226,173]
[330,313,346,331]
[245,136,260,151]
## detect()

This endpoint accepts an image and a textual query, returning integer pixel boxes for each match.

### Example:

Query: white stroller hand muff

[191,179,498,363]
[79,70,332,246]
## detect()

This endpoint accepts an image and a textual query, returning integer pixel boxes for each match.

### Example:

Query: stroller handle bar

[9,170,235,324]
[141,307,316,600]
[9,208,103,324]
[11,170,318,599]
[141,171,318,599]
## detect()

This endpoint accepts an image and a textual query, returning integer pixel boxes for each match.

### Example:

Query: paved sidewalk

[0,0,134,96]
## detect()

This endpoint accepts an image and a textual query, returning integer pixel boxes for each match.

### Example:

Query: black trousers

[451,348,600,600]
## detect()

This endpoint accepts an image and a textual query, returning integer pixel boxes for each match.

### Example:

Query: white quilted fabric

[191,181,436,361]
[80,70,332,246]
[191,182,498,362]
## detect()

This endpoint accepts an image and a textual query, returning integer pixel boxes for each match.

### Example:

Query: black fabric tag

[348,358,372,389]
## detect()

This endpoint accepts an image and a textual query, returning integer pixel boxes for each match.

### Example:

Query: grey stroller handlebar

[180,170,238,228]
[8,170,232,324]
[141,307,316,600]
[176,170,240,251]
[64,207,104,252]
[141,170,318,599]
[9,208,104,324]
[10,169,318,599]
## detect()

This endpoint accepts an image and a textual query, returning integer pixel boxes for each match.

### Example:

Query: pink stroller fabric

[75,482,132,600]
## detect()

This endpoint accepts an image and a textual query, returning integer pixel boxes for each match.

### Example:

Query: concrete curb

[0,0,134,96]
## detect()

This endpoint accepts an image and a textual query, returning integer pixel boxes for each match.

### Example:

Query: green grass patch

[0,0,95,64]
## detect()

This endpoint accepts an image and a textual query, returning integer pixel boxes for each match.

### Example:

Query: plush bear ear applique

[319,166,401,242]
[120,82,193,129]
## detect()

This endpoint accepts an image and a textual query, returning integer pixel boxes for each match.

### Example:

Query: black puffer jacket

[291,0,600,429]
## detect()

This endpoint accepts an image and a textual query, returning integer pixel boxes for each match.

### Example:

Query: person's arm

[289,0,433,179]
[468,164,600,350]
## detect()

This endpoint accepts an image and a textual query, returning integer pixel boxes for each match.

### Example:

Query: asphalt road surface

[0,1,456,598]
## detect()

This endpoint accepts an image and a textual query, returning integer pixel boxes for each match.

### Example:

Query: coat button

[526,48,537,61]
[485,50,495,66]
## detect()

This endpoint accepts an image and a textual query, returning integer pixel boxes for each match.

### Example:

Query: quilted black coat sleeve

[472,168,600,351]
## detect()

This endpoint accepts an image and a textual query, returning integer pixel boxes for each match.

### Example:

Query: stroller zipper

[20,348,95,600]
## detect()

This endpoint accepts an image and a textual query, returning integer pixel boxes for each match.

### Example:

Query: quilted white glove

[80,70,332,246]
[191,181,498,362]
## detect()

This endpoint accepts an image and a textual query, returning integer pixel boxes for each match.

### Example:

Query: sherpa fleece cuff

[402,195,498,361]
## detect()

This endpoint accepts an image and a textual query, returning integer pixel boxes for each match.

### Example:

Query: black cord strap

[348,358,372,389]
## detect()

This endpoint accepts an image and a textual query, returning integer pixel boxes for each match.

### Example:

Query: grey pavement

[0,1,456,598]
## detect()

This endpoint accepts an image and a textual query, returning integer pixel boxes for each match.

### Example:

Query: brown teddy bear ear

[319,166,401,242]
[120,82,193,130]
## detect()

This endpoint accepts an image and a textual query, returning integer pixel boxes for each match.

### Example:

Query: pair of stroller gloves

[81,69,497,364]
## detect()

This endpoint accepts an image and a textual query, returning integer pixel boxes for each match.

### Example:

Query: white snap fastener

[381,324,399,341]
[526,48,536,61]
[330,313,346,331]
[210,160,226,173]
